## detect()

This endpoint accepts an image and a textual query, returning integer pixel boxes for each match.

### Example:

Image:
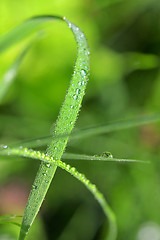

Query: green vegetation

[0,1,160,240]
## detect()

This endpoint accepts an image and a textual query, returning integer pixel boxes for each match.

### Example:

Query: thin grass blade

[0,147,149,164]
[0,16,62,54]
[8,15,91,240]
[7,113,160,149]
[0,44,31,103]
[0,214,22,228]
[0,147,117,240]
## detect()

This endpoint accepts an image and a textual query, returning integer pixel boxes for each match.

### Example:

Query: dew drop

[82,80,85,86]
[85,49,90,55]
[76,88,80,94]
[32,185,38,190]
[43,173,47,176]
[66,165,70,170]
[73,95,78,100]
[81,69,86,78]
[71,105,74,109]
[46,164,50,168]
[78,81,82,86]
[68,22,72,28]
[2,145,8,149]
[101,152,113,159]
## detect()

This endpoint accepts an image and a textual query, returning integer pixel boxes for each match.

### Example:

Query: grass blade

[0,16,62,54]
[71,114,160,139]
[0,147,149,164]
[0,147,117,240]
[7,113,160,149]
[6,15,90,240]
[63,153,149,164]
[0,214,22,228]
[0,45,30,103]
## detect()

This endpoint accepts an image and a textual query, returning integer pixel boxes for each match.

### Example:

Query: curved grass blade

[0,147,149,164]
[0,44,31,103]
[6,113,160,149]
[7,15,91,240]
[0,147,117,240]
[0,16,62,54]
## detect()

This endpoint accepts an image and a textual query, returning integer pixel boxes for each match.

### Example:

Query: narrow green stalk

[0,147,148,164]
[0,146,117,240]
[0,44,30,103]
[19,16,90,240]
[9,113,160,149]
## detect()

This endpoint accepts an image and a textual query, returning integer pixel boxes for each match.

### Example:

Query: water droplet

[66,165,70,170]
[76,88,80,94]
[85,49,90,55]
[43,173,47,176]
[46,164,50,168]
[2,145,8,149]
[68,22,72,28]
[78,81,82,86]
[101,152,113,159]
[71,167,76,172]
[81,70,86,77]
[82,80,85,86]
[71,105,74,109]
[73,95,78,100]
[32,185,38,190]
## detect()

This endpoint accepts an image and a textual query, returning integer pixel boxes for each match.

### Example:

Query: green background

[0,0,160,239]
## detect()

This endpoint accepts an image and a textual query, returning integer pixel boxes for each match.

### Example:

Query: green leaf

[8,113,160,149]
[1,15,91,240]
[0,214,22,228]
[0,147,117,240]
[0,16,62,54]
[0,45,30,103]
[0,147,149,164]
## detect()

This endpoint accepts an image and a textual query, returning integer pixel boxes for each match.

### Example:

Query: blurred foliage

[0,0,160,239]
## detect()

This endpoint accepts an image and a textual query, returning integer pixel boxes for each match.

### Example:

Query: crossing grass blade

[0,147,149,164]
[1,15,92,240]
[0,146,117,240]
[7,113,160,149]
